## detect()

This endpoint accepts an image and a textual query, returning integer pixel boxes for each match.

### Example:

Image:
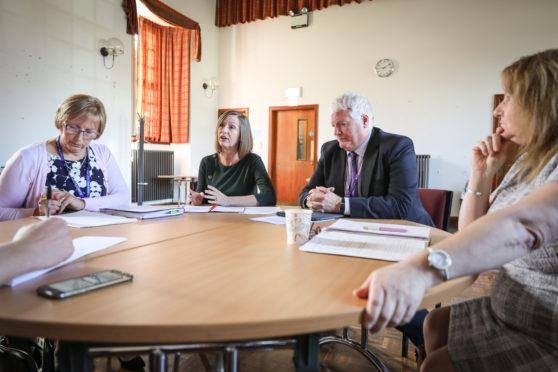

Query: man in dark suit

[299,92,433,226]
[300,92,433,352]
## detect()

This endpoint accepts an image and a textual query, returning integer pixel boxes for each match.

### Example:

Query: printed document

[183,206,212,213]
[183,206,276,214]
[5,236,128,286]
[241,206,282,214]
[300,230,427,261]
[250,216,286,225]
[326,219,431,239]
[38,210,137,228]
[300,220,430,261]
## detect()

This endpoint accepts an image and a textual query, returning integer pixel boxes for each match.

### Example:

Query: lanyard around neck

[56,137,90,199]
[345,152,363,198]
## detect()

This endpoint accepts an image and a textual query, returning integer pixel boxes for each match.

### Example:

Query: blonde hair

[501,49,558,183]
[214,111,253,159]
[54,94,107,136]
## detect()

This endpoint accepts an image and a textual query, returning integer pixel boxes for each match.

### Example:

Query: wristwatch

[339,201,345,214]
[427,248,452,280]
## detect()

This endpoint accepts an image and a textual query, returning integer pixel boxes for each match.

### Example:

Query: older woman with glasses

[0,94,130,221]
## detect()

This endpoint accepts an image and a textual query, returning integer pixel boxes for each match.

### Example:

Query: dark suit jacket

[299,127,434,226]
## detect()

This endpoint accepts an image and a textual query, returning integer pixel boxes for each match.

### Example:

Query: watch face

[429,250,451,269]
[375,58,395,78]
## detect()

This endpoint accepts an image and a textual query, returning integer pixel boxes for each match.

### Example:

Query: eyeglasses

[63,123,100,140]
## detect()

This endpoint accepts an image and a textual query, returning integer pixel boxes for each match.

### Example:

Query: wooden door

[269,105,318,203]
[492,94,521,190]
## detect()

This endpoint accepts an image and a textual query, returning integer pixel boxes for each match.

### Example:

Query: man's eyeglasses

[63,123,100,140]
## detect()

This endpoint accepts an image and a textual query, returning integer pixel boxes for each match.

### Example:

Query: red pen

[209,204,217,211]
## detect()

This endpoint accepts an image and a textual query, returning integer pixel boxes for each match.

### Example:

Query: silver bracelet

[466,187,483,196]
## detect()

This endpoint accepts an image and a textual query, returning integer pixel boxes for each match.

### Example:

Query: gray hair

[330,92,374,125]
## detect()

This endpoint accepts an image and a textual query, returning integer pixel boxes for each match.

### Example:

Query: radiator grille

[131,150,174,202]
[416,154,430,188]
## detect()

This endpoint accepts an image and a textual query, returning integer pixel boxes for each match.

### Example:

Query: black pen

[46,184,52,218]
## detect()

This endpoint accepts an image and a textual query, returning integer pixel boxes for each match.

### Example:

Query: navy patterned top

[46,147,107,197]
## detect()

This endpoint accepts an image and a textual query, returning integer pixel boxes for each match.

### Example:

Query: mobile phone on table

[36,269,133,299]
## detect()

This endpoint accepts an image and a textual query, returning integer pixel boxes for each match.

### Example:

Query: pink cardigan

[0,141,130,221]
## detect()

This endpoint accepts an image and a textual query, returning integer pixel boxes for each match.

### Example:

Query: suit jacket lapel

[332,145,346,197]
[360,128,380,196]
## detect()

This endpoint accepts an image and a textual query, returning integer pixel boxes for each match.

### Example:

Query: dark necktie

[348,152,359,197]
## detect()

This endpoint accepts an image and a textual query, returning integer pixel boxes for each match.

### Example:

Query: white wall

[217,0,558,213]
[0,0,133,185]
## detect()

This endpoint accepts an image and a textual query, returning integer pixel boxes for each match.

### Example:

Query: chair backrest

[418,188,453,231]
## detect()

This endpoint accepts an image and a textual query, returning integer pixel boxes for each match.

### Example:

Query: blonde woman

[355,49,558,371]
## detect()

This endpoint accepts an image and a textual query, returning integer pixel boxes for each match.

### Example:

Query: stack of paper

[300,220,430,261]
[241,206,282,214]
[183,206,214,213]
[100,205,185,219]
[327,219,431,239]
[250,216,286,225]
[38,210,138,228]
[183,206,281,214]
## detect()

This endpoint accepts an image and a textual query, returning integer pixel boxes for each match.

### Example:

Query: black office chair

[0,336,55,372]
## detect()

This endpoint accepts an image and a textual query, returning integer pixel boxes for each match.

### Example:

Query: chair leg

[172,352,180,372]
[320,327,389,371]
[149,349,166,372]
[196,352,212,372]
[401,334,409,358]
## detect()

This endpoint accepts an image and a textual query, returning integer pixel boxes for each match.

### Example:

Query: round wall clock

[375,58,395,78]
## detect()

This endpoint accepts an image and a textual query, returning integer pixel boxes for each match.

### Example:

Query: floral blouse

[46,147,107,197]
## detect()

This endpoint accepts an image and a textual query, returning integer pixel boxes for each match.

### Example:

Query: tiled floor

[93,272,497,372]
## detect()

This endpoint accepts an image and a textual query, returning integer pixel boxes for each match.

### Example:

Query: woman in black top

[188,111,276,206]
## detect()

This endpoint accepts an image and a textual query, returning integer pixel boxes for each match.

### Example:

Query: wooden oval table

[0,214,474,372]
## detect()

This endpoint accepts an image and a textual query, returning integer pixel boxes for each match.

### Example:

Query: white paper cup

[285,209,313,244]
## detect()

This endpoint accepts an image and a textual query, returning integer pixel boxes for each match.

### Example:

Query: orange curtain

[215,0,371,27]
[137,17,191,144]
[122,0,201,61]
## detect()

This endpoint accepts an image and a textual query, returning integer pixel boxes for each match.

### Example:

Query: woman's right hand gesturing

[471,126,511,177]
[188,190,205,206]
